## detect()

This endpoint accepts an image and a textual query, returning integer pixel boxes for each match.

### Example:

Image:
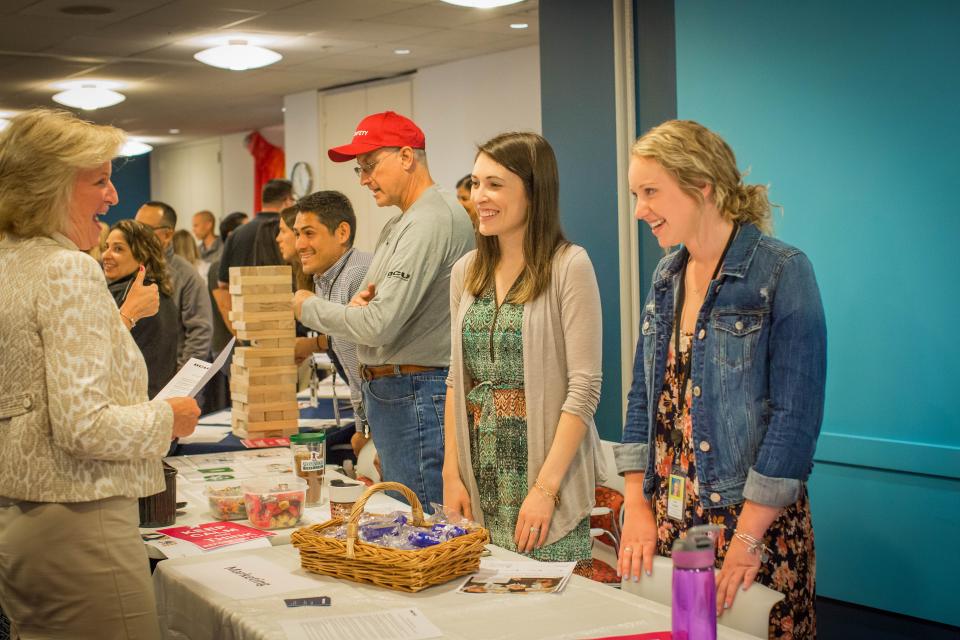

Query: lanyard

[673,223,738,421]
[322,247,353,302]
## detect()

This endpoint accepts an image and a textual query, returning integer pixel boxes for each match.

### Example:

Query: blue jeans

[362,370,447,511]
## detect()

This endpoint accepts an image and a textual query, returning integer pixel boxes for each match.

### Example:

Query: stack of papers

[457,558,577,595]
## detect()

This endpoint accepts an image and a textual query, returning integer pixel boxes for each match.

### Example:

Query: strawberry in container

[243,476,307,530]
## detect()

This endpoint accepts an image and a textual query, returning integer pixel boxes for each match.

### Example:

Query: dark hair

[220,211,247,239]
[143,200,177,228]
[467,132,568,304]
[261,179,293,206]
[296,190,356,246]
[254,218,284,266]
[456,174,472,191]
[109,219,173,297]
[279,206,313,290]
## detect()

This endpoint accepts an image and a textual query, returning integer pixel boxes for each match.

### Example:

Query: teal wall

[540,0,623,439]
[671,0,959,626]
[107,153,151,225]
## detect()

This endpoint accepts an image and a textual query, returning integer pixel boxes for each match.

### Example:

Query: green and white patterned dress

[462,284,592,570]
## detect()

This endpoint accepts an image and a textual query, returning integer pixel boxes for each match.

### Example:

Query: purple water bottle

[671,524,722,640]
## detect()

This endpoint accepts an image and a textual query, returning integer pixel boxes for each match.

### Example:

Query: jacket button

[22,397,32,409]
[692,386,701,397]
[697,329,706,340]
[699,441,711,452]
[735,320,744,331]
[642,320,650,332]
[709,492,722,503]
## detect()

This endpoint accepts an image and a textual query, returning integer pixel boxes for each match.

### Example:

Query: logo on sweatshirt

[386,270,410,281]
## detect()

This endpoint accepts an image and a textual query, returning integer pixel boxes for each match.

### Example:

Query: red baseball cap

[327,111,426,162]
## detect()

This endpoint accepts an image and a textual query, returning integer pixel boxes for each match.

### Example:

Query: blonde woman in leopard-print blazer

[0,109,201,639]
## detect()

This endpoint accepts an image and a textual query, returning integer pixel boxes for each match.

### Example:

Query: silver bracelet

[734,531,771,563]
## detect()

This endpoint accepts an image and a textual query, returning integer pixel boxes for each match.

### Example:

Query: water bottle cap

[671,524,722,568]
[672,548,715,569]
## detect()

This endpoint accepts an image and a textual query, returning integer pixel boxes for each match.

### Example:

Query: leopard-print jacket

[0,233,173,502]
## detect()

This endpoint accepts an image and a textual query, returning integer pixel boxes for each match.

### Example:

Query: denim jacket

[615,223,826,508]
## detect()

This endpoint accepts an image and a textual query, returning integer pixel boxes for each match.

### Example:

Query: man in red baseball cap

[294,111,474,509]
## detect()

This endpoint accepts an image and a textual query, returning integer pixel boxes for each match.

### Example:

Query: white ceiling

[0,0,538,145]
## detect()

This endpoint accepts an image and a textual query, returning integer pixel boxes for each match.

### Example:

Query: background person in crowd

[616,120,826,638]
[0,108,199,639]
[277,205,327,365]
[173,228,204,275]
[86,219,109,261]
[293,111,474,509]
[456,173,479,229]
[253,216,284,267]
[103,219,179,399]
[136,200,213,368]
[217,179,295,315]
[192,209,221,263]
[443,132,605,576]
[293,191,373,446]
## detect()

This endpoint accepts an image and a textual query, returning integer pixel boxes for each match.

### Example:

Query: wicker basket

[291,481,489,592]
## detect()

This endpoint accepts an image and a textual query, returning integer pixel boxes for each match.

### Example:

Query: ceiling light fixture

[394,48,411,55]
[441,0,523,8]
[52,83,126,110]
[120,140,153,156]
[194,39,282,71]
[169,128,180,134]
[510,23,529,29]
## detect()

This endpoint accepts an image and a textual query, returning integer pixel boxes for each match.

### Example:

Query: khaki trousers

[0,496,161,640]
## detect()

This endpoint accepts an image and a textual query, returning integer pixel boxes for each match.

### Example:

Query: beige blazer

[447,245,608,545]
[0,233,173,502]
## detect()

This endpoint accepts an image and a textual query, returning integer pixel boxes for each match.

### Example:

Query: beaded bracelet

[533,480,561,507]
[734,531,772,563]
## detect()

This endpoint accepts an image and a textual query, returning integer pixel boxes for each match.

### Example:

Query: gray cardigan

[447,245,608,545]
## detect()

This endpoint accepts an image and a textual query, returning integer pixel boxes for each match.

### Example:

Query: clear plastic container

[290,432,326,506]
[204,481,247,521]
[242,476,307,530]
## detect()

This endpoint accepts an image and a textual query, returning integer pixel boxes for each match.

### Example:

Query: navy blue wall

[539,0,623,439]
[107,153,151,225]
[672,0,960,625]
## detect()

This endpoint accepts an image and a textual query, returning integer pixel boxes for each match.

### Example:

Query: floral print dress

[463,284,592,572]
[653,333,816,639]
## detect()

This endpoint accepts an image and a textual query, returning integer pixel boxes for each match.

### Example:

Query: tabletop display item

[243,476,307,530]
[292,481,489,593]
[290,431,325,505]
[204,482,247,521]
[139,461,178,527]
[228,265,299,439]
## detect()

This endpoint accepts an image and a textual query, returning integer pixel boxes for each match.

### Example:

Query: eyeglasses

[353,149,399,177]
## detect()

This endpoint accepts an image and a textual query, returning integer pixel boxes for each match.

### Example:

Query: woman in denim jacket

[615,120,826,639]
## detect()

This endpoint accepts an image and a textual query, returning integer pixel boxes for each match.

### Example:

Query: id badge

[667,473,686,521]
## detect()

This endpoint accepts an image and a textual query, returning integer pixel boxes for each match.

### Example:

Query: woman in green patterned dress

[442,132,607,572]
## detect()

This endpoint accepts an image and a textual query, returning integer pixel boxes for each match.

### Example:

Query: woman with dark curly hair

[103,219,179,398]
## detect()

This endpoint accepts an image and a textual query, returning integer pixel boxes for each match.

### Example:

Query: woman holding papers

[103,219,179,398]
[443,132,606,575]
[0,109,200,639]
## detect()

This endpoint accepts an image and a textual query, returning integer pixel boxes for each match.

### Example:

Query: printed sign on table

[157,521,275,551]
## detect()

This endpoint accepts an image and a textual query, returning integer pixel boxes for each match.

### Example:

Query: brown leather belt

[359,364,441,382]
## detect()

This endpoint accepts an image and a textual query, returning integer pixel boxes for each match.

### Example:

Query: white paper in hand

[153,337,235,400]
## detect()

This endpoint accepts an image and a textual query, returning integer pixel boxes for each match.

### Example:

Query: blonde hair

[172,229,200,265]
[631,120,774,235]
[0,108,125,239]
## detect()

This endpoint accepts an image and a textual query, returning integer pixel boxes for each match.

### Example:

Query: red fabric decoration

[246,131,285,212]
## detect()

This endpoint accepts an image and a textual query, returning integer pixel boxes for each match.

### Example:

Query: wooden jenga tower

[228,265,299,438]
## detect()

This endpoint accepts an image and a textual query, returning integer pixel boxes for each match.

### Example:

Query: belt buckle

[360,365,374,382]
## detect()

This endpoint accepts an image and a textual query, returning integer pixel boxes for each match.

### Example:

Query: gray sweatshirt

[165,246,213,367]
[300,185,474,367]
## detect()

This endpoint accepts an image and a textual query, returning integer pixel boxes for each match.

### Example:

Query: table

[154,544,756,640]
[142,450,395,560]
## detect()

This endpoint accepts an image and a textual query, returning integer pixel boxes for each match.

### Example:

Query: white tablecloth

[154,544,756,640]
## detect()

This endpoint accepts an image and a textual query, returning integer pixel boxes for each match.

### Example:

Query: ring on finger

[623,546,633,553]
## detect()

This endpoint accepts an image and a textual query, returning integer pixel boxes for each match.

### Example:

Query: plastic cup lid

[290,431,326,443]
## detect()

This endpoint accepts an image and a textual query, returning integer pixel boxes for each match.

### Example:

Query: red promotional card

[241,437,290,449]
[157,521,275,550]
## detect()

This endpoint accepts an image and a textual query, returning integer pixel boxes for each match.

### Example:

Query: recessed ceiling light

[441,0,523,7]
[169,128,181,135]
[510,23,529,29]
[394,48,411,55]
[52,83,125,110]
[120,140,153,156]
[194,39,282,71]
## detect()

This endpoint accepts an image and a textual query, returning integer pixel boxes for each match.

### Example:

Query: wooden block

[233,354,293,369]
[230,364,299,386]
[235,347,295,359]
[237,329,294,339]
[231,388,297,405]
[229,265,291,279]
[229,292,292,304]
[248,337,296,349]
[234,399,299,414]
[228,310,293,322]
[231,416,299,439]
[230,299,292,313]
[229,274,292,286]
[232,318,295,331]
[229,380,297,395]
[229,282,292,295]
